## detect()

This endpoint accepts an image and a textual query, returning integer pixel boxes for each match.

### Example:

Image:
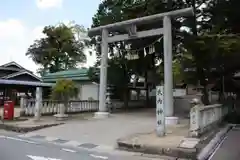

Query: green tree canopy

[26,23,87,76]
[51,79,79,102]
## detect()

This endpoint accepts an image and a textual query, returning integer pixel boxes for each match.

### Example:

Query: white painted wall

[80,83,99,100]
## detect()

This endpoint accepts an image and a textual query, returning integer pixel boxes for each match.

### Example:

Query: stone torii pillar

[88,8,194,122]
[163,15,173,117]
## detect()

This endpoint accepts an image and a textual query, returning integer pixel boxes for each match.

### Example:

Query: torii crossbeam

[88,7,194,136]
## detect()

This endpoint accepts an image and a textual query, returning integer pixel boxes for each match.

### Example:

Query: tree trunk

[122,87,129,111]
[191,0,210,105]
[191,0,197,36]
[137,89,140,100]
[121,60,129,111]
[202,85,210,105]
[199,71,210,105]
[145,71,149,107]
[191,0,210,104]
[167,0,173,11]
[64,101,68,113]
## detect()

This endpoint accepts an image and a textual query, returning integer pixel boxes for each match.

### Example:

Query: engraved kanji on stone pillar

[156,86,165,137]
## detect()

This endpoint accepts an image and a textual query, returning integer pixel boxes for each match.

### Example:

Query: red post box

[4,101,14,120]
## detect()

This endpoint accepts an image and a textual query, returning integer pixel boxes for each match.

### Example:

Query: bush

[51,79,79,105]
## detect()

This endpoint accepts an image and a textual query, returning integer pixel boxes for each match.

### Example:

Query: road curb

[117,139,197,159]
[0,123,64,133]
[197,124,234,160]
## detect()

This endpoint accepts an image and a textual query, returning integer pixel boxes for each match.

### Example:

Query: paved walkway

[20,109,156,149]
[209,126,240,160]
[18,109,191,157]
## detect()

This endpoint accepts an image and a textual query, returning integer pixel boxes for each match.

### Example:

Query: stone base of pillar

[156,128,165,137]
[33,118,41,122]
[54,114,68,121]
[94,112,110,119]
[165,116,179,126]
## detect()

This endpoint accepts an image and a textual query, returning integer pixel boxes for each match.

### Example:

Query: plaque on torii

[126,24,138,38]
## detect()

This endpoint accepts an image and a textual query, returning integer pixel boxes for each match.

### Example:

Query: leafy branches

[26,23,87,76]
[51,79,79,101]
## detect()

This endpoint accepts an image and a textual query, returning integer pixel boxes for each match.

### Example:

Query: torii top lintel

[88,7,193,37]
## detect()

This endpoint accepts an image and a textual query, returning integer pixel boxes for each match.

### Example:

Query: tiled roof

[1,70,42,81]
[0,79,53,87]
[42,68,91,82]
[0,61,41,82]
[0,61,24,69]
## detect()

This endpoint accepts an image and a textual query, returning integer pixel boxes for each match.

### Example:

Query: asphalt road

[0,130,162,160]
[209,127,240,160]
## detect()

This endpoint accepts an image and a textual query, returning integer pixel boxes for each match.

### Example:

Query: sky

[0,0,100,74]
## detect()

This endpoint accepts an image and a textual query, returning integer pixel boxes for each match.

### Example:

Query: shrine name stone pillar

[94,28,110,119]
[34,87,42,121]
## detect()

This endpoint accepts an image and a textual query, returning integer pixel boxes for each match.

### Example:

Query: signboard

[156,86,165,136]
[127,24,137,38]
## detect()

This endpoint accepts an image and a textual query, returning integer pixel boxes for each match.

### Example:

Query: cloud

[36,0,63,9]
[0,20,25,40]
[32,26,46,39]
[0,19,44,74]
[0,19,96,75]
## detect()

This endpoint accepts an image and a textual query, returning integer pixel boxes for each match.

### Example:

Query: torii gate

[88,8,194,136]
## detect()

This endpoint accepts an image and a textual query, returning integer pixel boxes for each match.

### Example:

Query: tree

[91,0,240,105]
[51,79,79,112]
[181,0,240,103]
[200,0,240,34]
[26,23,87,76]
[184,32,240,102]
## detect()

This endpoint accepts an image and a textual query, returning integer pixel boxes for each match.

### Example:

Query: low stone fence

[21,99,145,116]
[22,99,99,116]
[189,103,229,137]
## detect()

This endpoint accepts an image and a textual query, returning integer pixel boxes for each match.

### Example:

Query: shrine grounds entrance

[88,7,193,136]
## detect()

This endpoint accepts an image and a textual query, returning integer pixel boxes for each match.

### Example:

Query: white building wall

[80,83,99,100]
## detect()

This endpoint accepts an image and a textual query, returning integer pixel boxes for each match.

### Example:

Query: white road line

[61,148,76,153]
[0,135,36,144]
[27,155,62,160]
[208,135,228,160]
[90,154,108,159]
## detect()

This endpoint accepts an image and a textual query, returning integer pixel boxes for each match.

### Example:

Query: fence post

[189,98,201,137]
[34,87,42,121]
[20,96,26,116]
